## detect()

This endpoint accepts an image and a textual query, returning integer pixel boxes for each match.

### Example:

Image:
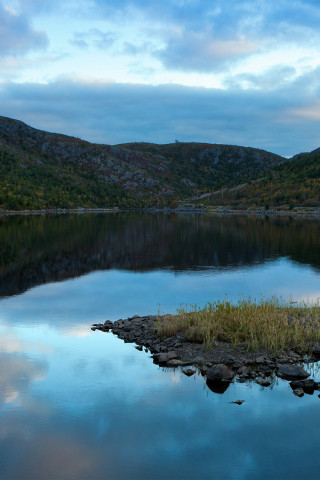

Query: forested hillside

[198,148,320,209]
[0,115,319,210]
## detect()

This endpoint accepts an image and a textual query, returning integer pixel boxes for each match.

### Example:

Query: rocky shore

[92,314,320,397]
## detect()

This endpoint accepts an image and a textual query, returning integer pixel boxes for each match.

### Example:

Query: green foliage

[0,145,144,210]
[200,150,320,209]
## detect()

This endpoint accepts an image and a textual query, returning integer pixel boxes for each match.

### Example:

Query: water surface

[1,213,320,479]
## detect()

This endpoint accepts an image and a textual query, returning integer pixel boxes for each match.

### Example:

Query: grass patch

[157,297,320,354]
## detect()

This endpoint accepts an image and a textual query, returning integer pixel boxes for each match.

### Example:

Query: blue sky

[1,0,320,156]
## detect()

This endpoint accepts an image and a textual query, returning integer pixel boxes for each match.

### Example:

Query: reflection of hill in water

[0,212,319,297]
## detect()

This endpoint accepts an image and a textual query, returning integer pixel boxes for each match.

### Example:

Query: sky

[0,0,320,156]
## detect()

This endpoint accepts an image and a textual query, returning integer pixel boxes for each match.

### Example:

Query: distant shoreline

[0,207,120,216]
[0,206,320,219]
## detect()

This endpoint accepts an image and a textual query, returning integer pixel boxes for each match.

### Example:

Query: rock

[260,367,273,376]
[313,346,320,358]
[288,351,301,359]
[255,356,266,364]
[153,351,178,364]
[232,361,244,369]
[289,380,303,390]
[277,358,289,364]
[237,366,250,377]
[290,379,315,394]
[230,400,245,405]
[276,364,309,380]
[206,364,235,383]
[293,388,304,397]
[91,327,96,331]
[200,366,208,376]
[166,359,190,367]
[223,354,235,364]
[193,356,204,365]
[135,346,143,351]
[255,378,271,387]
[182,368,196,376]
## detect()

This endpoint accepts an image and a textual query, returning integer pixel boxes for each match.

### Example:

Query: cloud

[0,3,48,57]
[70,29,115,51]
[288,100,320,121]
[157,30,259,72]
[0,353,47,406]
[69,33,89,50]
[2,354,319,480]
[0,70,319,156]
[0,326,53,354]
[2,0,320,85]
[57,1,320,76]
[88,0,320,37]
[224,65,298,90]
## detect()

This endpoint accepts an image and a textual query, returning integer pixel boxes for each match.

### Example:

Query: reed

[157,297,320,354]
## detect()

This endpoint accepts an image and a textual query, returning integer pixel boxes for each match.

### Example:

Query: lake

[1,212,320,479]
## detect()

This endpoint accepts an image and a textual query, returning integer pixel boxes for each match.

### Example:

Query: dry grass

[157,297,320,354]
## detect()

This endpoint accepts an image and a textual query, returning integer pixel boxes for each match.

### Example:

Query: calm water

[1,213,320,479]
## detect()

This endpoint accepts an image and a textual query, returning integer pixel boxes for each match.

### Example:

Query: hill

[196,147,320,209]
[0,115,318,210]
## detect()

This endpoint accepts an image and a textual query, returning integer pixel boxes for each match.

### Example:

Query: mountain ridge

[0,115,319,210]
